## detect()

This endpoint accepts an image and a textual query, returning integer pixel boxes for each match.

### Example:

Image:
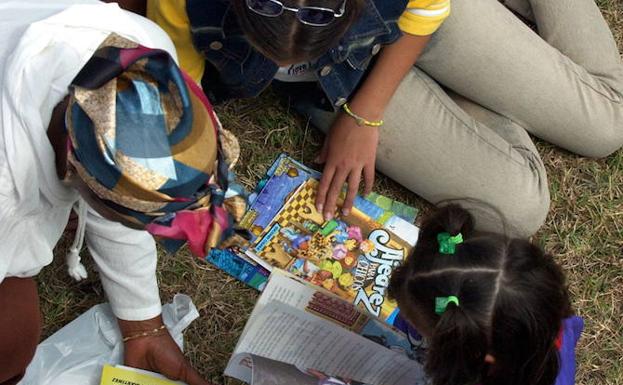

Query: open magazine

[225,270,428,385]
[248,178,414,323]
[236,155,420,325]
[203,154,420,325]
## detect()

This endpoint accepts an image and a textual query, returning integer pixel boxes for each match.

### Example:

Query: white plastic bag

[19,294,199,385]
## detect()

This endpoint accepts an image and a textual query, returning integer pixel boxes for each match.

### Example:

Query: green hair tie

[437,232,463,254]
[435,296,460,315]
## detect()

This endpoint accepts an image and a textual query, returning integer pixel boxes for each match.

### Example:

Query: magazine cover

[242,154,419,247]
[253,154,417,225]
[250,179,415,324]
[242,155,319,244]
[205,154,418,294]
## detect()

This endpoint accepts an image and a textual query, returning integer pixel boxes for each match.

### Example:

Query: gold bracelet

[122,324,167,342]
[342,103,384,127]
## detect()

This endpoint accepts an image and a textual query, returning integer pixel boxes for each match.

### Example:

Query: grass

[38,2,622,384]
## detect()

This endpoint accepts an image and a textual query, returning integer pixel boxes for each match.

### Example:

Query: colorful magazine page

[205,248,270,291]
[259,154,418,223]
[250,179,415,325]
[242,155,318,244]
[100,365,185,385]
[214,154,418,293]
[254,153,321,196]
[243,154,419,245]
[363,192,418,224]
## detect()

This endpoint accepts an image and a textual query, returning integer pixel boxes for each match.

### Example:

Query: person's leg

[500,0,534,22]
[297,67,550,237]
[0,277,41,385]
[416,0,623,158]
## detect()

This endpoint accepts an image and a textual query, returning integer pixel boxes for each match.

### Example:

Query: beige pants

[300,0,623,236]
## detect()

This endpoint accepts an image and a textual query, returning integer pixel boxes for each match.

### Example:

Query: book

[248,178,417,325]
[224,270,428,385]
[100,364,185,385]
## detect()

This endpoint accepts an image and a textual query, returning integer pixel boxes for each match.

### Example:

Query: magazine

[224,270,427,385]
[203,154,419,304]
[242,154,418,246]
[247,178,416,324]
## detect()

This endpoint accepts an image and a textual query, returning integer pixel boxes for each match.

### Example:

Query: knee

[504,191,551,237]
[570,117,623,158]
[0,278,41,383]
[462,186,550,238]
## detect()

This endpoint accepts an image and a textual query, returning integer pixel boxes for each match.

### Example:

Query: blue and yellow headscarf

[65,34,245,257]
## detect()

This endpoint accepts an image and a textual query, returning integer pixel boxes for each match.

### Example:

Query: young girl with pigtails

[389,205,583,385]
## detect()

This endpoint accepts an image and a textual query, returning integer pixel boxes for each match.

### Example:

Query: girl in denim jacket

[119,0,623,237]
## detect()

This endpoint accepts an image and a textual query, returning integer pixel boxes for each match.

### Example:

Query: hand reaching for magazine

[315,111,379,220]
[119,316,213,385]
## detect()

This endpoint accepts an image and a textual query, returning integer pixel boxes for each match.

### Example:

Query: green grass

[38,2,623,384]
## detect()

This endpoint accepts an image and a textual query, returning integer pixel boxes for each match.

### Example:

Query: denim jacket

[186,0,407,109]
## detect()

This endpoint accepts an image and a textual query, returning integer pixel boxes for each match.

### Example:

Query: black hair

[231,0,364,63]
[389,205,572,385]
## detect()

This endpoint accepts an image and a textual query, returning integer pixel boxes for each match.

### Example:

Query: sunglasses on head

[246,0,347,27]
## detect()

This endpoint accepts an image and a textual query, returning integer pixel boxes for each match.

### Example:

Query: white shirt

[0,0,178,321]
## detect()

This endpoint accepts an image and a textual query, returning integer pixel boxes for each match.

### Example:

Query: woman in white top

[0,2,238,384]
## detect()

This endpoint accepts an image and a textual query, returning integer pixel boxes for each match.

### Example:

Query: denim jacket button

[371,43,382,55]
[209,41,224,50]
[335,97,347,107]
[320,65,332,77]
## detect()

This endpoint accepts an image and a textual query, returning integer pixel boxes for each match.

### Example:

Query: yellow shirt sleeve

[146,0,205,83]
[398,0,451,36]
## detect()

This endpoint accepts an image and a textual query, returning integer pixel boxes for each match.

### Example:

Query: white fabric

[0,0,178,321]
[66,198,89,281]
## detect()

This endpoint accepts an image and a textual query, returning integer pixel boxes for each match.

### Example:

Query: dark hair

[231,0,364,63]
[389,205,572,385]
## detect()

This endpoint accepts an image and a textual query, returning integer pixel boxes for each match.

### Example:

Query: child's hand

[315,111,379,219]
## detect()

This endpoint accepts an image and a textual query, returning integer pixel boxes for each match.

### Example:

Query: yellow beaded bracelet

[342,103,384,127]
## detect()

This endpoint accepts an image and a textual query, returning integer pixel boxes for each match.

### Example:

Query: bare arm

[316,33,431,218]
[350,33,431,121]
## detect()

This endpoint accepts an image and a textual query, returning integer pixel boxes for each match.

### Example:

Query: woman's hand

[315,111,379,219]
[119,316,213,385]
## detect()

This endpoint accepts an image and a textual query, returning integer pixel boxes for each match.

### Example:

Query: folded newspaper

[225,270,428,385]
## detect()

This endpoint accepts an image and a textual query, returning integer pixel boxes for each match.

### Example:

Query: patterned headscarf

[65,34,245,257]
